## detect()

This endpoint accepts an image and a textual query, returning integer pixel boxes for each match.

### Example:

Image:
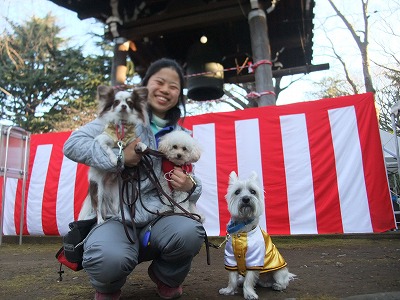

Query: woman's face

[146,67,181,119]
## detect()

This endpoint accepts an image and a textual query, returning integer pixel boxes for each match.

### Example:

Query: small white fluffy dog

[219,171,295,300]
[157,130,202,220]
[87,85,148,224]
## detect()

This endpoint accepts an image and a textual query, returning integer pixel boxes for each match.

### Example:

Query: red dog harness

[162,159,193,190]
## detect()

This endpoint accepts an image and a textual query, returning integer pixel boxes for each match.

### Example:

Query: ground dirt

[0,233,399,300]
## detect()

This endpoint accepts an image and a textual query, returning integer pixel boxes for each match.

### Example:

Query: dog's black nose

[121,104,127,110]
[242,197,250,204]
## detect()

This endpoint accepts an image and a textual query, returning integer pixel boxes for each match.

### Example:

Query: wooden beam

[120,2,251,40]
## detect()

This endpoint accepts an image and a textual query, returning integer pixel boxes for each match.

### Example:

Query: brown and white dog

[88,85,148,224]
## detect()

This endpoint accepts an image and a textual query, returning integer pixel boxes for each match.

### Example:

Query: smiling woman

[62,58,205,300]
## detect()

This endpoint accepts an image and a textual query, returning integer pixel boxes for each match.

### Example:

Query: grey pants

[82,215,205,293]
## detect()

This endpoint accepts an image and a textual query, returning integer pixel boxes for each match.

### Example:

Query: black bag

[55,218,97,273]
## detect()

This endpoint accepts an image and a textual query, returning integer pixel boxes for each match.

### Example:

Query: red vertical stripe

[41,148,62,235]
[260,112,291,234]
[306,109,343,233]
[13,179,23,235]
[0,179,3,232]
[215,117,238,235]
[355,93,396,232]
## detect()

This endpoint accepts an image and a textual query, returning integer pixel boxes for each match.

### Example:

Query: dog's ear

[157,136,168,154]
[97,85,115,113]
[190,146,202,163]
[133,86,148,101]
[189,138,202,162]
[229,171,238,184]
[132,87,149,124]
[97,85,114,101]
[249,171,258,181]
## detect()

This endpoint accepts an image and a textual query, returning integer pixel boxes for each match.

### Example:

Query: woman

[63,58,205,300]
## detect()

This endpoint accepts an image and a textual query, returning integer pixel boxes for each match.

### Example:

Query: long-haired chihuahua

[87,85,148,224]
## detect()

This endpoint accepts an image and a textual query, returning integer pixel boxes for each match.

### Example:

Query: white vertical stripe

[56,156,78,236]
[27,144,53,235]
[329,107,373,233]
[2,178,18,235]
[193,124,220,236]
[235,119,267,231]
[281,114,317,234]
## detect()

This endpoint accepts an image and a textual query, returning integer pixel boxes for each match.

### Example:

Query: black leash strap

[116,142,138,244]
[117,168,137,244]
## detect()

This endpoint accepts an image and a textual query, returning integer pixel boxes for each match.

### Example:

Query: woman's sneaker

[148,267,183,299]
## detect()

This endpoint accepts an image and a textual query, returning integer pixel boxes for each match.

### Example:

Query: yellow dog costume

[224,226,287,276]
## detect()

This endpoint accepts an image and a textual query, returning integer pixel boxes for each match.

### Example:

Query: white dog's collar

[226,218,255,234]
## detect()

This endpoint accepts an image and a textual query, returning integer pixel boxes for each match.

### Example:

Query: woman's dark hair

[141,58,186,125]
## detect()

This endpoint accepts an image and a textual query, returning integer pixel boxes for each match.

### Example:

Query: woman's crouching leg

[143,215,205,287]
[83,219,139,293]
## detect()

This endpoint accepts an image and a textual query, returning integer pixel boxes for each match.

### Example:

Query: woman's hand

[169,167,195,192]
[123,138,143,167]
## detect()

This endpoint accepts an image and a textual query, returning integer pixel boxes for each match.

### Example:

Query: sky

[1,0,399,108]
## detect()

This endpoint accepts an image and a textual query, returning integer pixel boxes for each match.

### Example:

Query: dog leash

[208,235,230,249]
[130,146,214,264]
[114,142,213,265]
[117,141,138,244]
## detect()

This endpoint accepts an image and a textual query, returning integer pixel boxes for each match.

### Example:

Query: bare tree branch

[324,30,359,94]
[328,0,375,92]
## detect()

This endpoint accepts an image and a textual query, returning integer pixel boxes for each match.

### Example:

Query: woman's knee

[157,217,205,256]
[82,220,139,282]
[83,241,138,282]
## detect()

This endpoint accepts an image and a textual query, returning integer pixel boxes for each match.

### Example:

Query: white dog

[88,85,148,224]
[157,130,203,220]
[219,171,296,300]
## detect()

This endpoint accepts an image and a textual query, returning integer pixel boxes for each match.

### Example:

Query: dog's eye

[114,100,120,106]
[250,189,257,195]
[234,189,241,195]
[126,98,134,107]
[182,146,187,151]
[173,145,178,149]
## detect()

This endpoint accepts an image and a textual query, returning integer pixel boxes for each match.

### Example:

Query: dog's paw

[96,215,105,225]
[135,142,148,153]
[244,293,258,300]
[219,287,236,296]
[272,282,286,291]
[109,154,118,166]
[243,289,259,300]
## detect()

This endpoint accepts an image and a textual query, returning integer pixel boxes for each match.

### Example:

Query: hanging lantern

[186,41,224,101]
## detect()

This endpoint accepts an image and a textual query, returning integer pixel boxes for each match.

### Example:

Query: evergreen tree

[0,14,111,133]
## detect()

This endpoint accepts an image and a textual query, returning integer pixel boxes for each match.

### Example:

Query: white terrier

[157,130,203,220]
[219,171,296,300]
[87,85,148,224]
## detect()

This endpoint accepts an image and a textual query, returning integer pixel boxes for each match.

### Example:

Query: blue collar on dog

[226,219,255,234]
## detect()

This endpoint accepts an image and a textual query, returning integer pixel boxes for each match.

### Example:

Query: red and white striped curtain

[0,93,396,236]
